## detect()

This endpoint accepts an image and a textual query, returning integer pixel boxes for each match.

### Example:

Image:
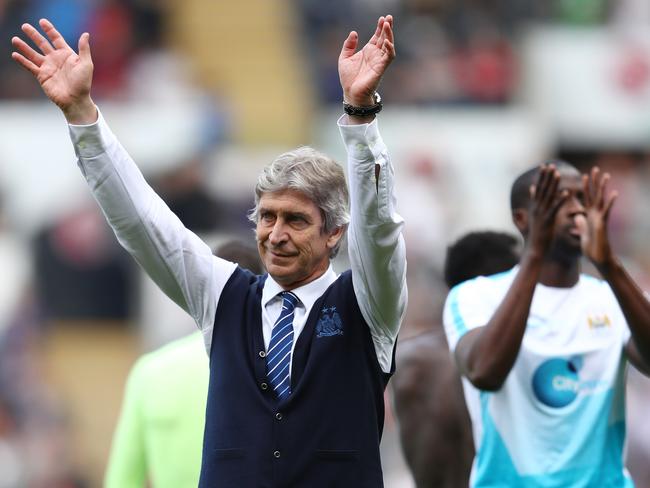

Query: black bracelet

[343,92,382,116]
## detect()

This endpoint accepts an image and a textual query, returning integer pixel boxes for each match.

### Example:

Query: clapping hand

[575,167,618,268]
[338,15,395,108]
[526,165,568,256]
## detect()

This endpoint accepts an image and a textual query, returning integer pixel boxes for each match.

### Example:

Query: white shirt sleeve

[338,116,407,373]
[67,109,237,351]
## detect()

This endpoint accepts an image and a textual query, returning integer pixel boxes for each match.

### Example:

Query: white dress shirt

[68,111,406,373]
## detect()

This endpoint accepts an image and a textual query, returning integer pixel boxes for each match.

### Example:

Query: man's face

[549,168,586,258]
[256,189,342,289]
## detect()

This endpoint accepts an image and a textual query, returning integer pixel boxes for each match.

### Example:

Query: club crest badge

[587,314,611,330]
[316,306,344,338]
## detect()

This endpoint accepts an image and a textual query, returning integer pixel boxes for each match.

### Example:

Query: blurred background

[1,0,650,486]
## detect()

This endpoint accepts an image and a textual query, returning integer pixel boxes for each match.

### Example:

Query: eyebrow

[285,211,311,221]
[258,207,311,220]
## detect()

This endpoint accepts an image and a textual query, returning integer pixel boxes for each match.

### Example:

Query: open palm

[576,167,617,266]
[11,19,93,112]
[527,165,567,254]
[339,16,395,106]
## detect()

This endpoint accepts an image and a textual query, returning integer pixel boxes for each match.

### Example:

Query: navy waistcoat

[198,268,394,488]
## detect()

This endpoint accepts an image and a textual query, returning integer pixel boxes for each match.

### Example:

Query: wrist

[521,246,545,266]
[522,240,547,260]
[343,89,377,107]
[62,97,97,125]
[343,92,382,117]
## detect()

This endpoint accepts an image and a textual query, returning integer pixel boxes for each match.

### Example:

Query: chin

[550,239,582,263]
[266,265,294,284]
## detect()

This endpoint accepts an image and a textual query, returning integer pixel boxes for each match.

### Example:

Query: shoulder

[579,272,605,288]
[396,332,450,367]
[320,269,355,298]
[446,267,516,307]
[578,272,617,301]
[338,269,353,284]
[219,267,267,304]
[226,266,266,288]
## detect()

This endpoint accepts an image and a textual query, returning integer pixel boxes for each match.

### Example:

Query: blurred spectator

[0,396,26,488]
[295,0,620,105]
[391,231,520,488]
[32,205,136,322]
[84,0,135,98]
[0,0,167,100]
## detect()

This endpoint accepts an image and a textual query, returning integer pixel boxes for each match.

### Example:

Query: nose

[268,219,288,245]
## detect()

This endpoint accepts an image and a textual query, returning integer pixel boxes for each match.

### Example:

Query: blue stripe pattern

[267,291,299,401]
[448,285,468,337]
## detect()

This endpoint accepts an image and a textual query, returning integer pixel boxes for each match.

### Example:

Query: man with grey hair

[12,14,406,487]
[249,145,351,259]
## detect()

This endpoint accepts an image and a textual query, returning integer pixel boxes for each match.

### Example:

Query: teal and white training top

[443,267,634,488]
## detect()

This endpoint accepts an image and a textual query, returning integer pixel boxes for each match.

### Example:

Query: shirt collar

[262,265,338,311]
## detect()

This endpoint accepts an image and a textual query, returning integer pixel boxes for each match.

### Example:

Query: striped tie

[266,291,299,401]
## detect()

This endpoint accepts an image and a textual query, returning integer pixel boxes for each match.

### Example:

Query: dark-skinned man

[444,162,650,487]
[392,231,520,488]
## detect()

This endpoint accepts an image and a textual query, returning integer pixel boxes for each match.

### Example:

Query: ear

[512,208,528,237]
[326,225,346,250]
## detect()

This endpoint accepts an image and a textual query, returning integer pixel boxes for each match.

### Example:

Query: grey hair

[248,146,350,258]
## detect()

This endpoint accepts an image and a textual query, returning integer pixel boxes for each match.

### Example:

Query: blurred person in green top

[104,239,263,488]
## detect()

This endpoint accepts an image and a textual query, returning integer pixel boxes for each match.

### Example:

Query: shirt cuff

[68,107,107,159]
[337,115,387,162]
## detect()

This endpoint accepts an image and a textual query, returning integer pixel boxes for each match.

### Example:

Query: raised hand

[11,19,96,124]
[338,15,396,107]
[527,165,568,256]
[575,167,618,267]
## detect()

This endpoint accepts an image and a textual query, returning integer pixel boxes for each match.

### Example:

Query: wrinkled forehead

[258,188,318,211]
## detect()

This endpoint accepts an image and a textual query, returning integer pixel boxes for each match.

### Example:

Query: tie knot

[280,291,299,311]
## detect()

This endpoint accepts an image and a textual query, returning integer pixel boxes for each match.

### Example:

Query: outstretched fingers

[21,22,54,55]
[583,166,608,209]
[583,166,617,220]
[550,189,570,216]
[534,165,559,209]
[593,167,615,216]
[594,169,609,210]
[582,174,592,208]
[542,168,561,209]
[380,15,394,46]
[40,18,71,50]
[10,51,39,76]
[603,191,618,221]
[537,165,568,219]
[369,16,385,46]
[382,39,396,60]
[11,36,44,67]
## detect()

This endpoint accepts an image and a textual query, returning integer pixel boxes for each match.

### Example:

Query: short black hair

[510,160,577,211]
[214,239,264,274]
[444,231,521,288]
